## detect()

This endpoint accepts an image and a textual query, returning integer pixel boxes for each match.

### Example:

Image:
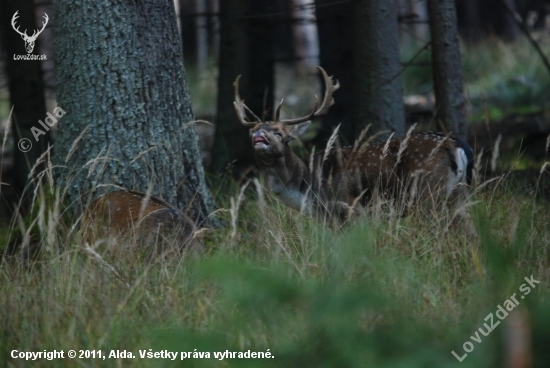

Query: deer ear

[289,121,311,139]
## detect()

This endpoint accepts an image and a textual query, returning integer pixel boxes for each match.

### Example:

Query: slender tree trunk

[292,0,319,68]
[353,0,405,141]
[314,0,354,146]
[455,0,484,42]
[0,0,50,206]
[211,0,252,175]
[483,0,518,41]
[52,0,217,226]
[208,0,220,60]
[274,0,295,63]
[180,0,197,61]
[428,0,468,141]
[211,0,276,175]
[456,0,518,42]
[410,0,429,39]
[195,0,208,70]
[245,0,276,120]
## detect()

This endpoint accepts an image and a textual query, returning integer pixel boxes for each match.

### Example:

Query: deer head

[234,66,340,166]
[11,11,48,54]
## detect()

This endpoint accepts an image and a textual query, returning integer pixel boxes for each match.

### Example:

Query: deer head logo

[11,11,49,54]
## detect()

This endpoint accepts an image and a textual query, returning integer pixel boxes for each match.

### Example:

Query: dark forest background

[1,0,549,215]
[0,0,550,231]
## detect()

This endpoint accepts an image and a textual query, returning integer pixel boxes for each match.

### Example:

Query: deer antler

[280,66,340,126]
[274,99,284,121]
[315,66,340,116]
[233,75,260,128]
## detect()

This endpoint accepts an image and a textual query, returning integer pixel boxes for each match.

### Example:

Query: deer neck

[256,147,312,212]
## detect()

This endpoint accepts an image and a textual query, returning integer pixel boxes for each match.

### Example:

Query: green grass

[1,167,550,367]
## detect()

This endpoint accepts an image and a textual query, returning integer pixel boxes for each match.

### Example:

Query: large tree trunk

[0,0,50,206]
[211,0,276,175]
[456,0,518,42]
[481,0,518,41]
[52,0,216,226]
[455,0,484,42]
[428,0,468,141]
[314,0,354,146]
[353,0,405,141]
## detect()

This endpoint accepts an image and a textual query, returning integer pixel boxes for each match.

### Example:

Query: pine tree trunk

[51,0,217,226]
[211,0,252,174]
[246,1,276,119]
[195,0,208,70]
[211,0,276,175]
[314,0,354,145]
[291,0,319,68]
[456,0,517,42]
[428,0,468,141]
[353,0,405,141]
[455,0,484,42]
[0,0,50,204]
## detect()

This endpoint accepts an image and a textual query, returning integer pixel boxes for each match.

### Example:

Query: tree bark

[482,0,518,41]
[211,0,276,175]
[246,1,276,120]
[195,0,208,70]
[353,0,405,141]
[314,0,354,146]
[455,0,484,42]
[51,0,217,226]
[428,0,467,141]
[180,0,197,62]
[0,0,50,205]
[456,0,518,42]
[211,0,251,174]
[291,0,319,68]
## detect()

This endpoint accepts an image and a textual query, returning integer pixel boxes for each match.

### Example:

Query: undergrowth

[1,158,550,367]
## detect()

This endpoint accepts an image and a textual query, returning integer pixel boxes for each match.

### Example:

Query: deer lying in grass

[235,67,474,220]
[85,190,202,254]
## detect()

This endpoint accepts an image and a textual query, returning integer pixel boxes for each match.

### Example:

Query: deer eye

[275,132,283,139]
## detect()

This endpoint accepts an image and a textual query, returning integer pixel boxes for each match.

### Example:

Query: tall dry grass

[1,128,550,367]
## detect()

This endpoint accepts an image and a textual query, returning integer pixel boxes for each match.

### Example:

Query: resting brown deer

[235,67,474,220]
[84,190,202,254]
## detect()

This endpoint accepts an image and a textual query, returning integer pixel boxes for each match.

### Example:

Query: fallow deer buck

[85,190,203,255]
[235,67,474,220]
